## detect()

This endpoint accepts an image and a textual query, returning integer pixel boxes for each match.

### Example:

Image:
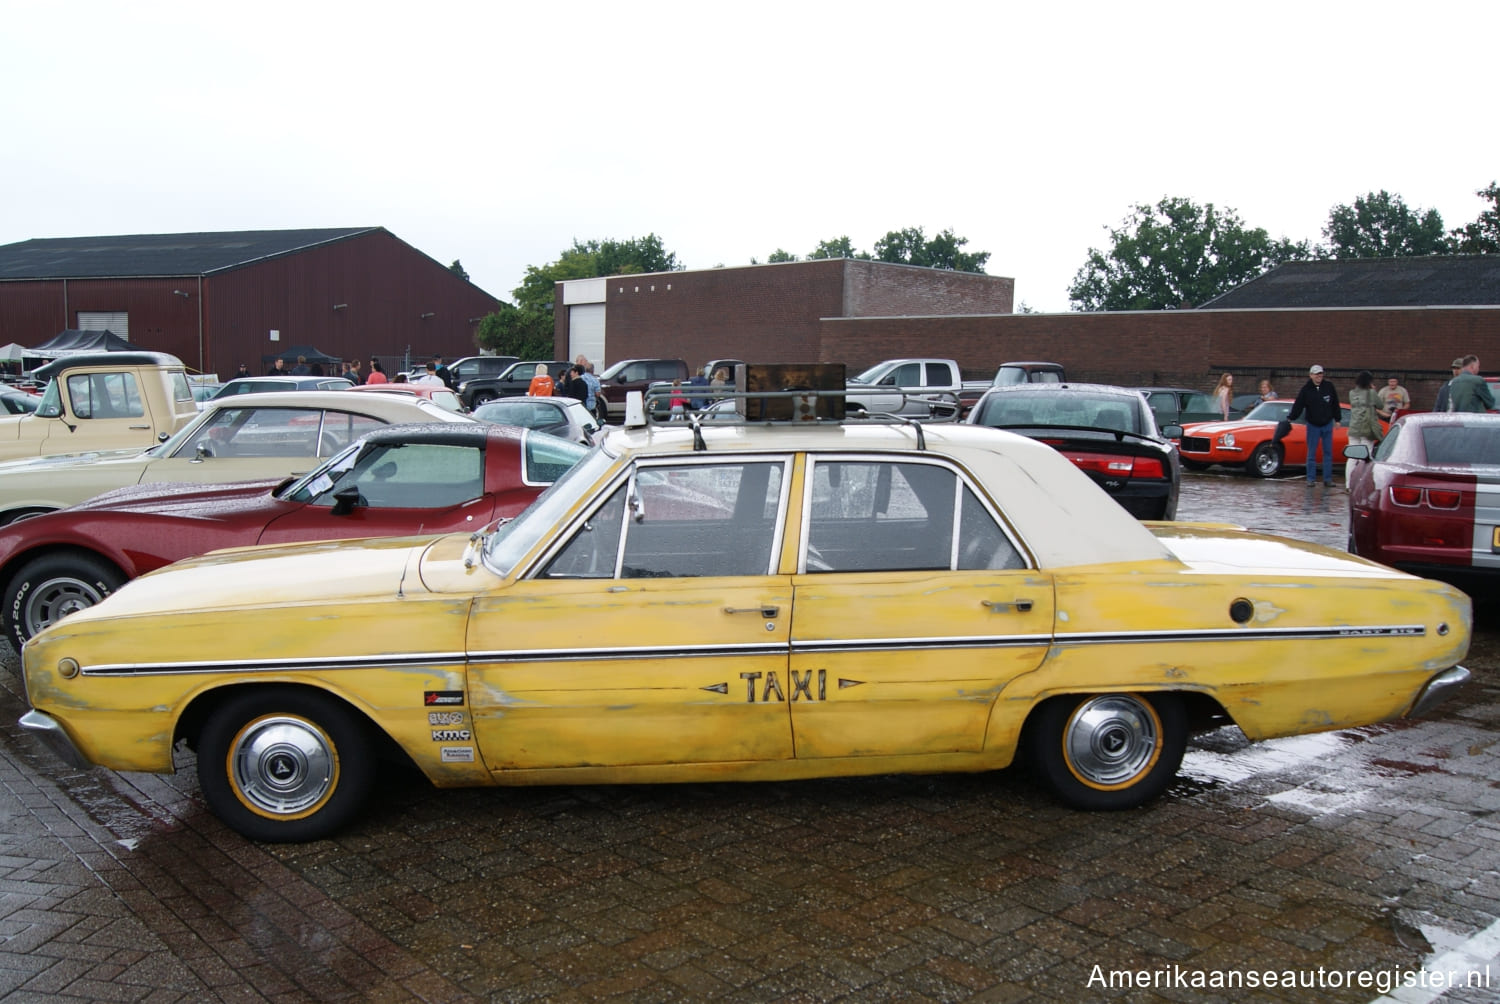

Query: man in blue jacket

[1288,364,1341,486]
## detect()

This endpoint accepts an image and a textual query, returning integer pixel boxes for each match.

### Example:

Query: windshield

[597,360,632,381]
[146,402,223,456]
[277,442,362,501]
[482,447,616,576]
[1243,401,1292,422]
[850,362,894,385]
[34,380,62,418]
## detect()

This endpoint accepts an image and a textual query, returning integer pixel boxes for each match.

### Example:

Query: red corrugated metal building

[0,228,503,376]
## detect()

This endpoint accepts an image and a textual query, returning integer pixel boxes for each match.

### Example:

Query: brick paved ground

[4,632,1500,1002]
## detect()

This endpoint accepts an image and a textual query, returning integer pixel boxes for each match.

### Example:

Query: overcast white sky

[3,1,1495,312]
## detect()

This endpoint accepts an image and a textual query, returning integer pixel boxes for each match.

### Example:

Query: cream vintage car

[0,389,472,526]
[20,407,1471,842]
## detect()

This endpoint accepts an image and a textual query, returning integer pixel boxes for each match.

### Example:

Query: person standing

[1288,364,1340,486]
[366,360,388,384]
[1447,355,1496,413]
[234,363,251,380]
[412,362,444,387]
[1211,373,1234,420]
[266,357,287,376]
[527,366,554,397]
[1346,371,1387,487]
[433,356,454,390]
[1434,357,1465,412]
[1257,378,1277,403]
[1377,376,1409,413]
[562,365,589,403]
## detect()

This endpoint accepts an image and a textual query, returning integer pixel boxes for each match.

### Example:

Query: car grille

[1181,436,1212,452]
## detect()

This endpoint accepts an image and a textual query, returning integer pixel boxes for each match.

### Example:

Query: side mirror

[331,486,363,516]
[1343,444,1370,461]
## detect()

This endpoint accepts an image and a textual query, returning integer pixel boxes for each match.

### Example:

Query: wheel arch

[1012,687,1235,761]
[174,680,416,770]
[1,543,134,611]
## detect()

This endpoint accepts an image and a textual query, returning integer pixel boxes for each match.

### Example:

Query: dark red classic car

[1347,411,1500,587]
[0,423,588,647]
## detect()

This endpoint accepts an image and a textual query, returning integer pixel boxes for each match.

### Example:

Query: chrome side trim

[1408,665,1471,718]
[18,710,91,769]
[72,622,1431,677]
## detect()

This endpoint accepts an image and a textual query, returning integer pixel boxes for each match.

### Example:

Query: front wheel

[470,391,496,407]
[1248,442,1282,478]
[1028,693,1185,810]
[196,688,375,842]
[4,552,125,649]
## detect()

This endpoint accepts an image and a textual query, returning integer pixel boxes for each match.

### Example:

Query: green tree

[1322,190,1447,257]
[1449,181,1500,254]
[807,236,868,260]
[1069,197,1310,311]
[873,227,990,272]
[765,248,799,262]
[448,259,469,281]
[474,302,554,359]
[513,235,681,313]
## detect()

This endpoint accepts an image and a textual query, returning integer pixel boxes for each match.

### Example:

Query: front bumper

[18,710,91,769]
[1408,665,1472,719]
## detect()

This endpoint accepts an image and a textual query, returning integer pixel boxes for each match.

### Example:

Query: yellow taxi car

[19,398,1472,842]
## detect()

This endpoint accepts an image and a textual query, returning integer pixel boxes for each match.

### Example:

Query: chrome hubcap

[1063,695,1158,786]
[23,575,109,636]
[231,716,335,815]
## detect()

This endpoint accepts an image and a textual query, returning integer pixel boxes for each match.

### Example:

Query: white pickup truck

[843,358,993,417]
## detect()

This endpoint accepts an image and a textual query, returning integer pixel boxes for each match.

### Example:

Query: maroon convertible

[0,423,588,648]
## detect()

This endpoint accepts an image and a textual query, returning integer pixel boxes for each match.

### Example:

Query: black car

[1136,386,1245,428]
[968,384,1182,520]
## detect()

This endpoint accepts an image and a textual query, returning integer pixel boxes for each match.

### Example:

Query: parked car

[18,407,1469,841]
[596,358,690,422]
[993,361,1066,385]
[0,423,587,648]
[844,358,990,417]
[471,395,602,446]
[1346,412,1500,587]
[212,376,354,398]
[458,361,570,409]
[446,355,519,391]
[968,383,1182,519]
[1137,387,1242,429]
[1178,399,1385,478]
[0,352,199,461]
[0,388,39,415]
[0,390,471,526]
[348,382,465,414]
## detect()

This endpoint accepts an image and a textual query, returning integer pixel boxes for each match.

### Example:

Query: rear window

[1421,425,1500,465]
[975,393,1141,434]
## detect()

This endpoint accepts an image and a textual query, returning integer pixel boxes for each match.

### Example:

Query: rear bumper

[1408,665,1472,719]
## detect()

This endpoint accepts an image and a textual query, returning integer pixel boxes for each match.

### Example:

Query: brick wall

[821,307,1500,405]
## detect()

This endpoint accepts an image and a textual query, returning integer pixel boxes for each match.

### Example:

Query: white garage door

[569,303,605,368]
[78,311,129,338]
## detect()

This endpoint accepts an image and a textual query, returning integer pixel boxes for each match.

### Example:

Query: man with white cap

[1433,357,1465,413]
[1288,364,1340,486]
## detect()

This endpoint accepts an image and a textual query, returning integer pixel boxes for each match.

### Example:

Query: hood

[51,535,433,628]
[0,447,151,473]
[1181,418,1271,436]
[68,478,285,516]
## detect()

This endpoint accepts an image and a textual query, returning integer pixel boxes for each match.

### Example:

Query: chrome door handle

[982,599,1034,613]
[725,605,780,618]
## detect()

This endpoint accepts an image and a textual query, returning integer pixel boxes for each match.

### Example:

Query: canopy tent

[28,329,133,358]
[262,345,340,366]
[0,343,28,362]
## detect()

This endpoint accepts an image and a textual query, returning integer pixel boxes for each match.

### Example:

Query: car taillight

[1390,486,1423,507]
[1389,485,1465,509]
[1060,451,1164,479]
[1427,489,1462,509]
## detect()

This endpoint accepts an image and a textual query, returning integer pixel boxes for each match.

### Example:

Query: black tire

[4,552,125,649]
[470,390,496,407]
[196,688,375,842]
[1028,693,1185,810]
[1248,441,1282,478]
[0,507,58,528]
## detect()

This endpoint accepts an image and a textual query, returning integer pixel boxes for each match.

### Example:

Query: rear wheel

[1248,442,1282,478]
[196,688,375,842]
[470,390,496,407]
[4,552,125,649]
[1028,693,1185,810]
